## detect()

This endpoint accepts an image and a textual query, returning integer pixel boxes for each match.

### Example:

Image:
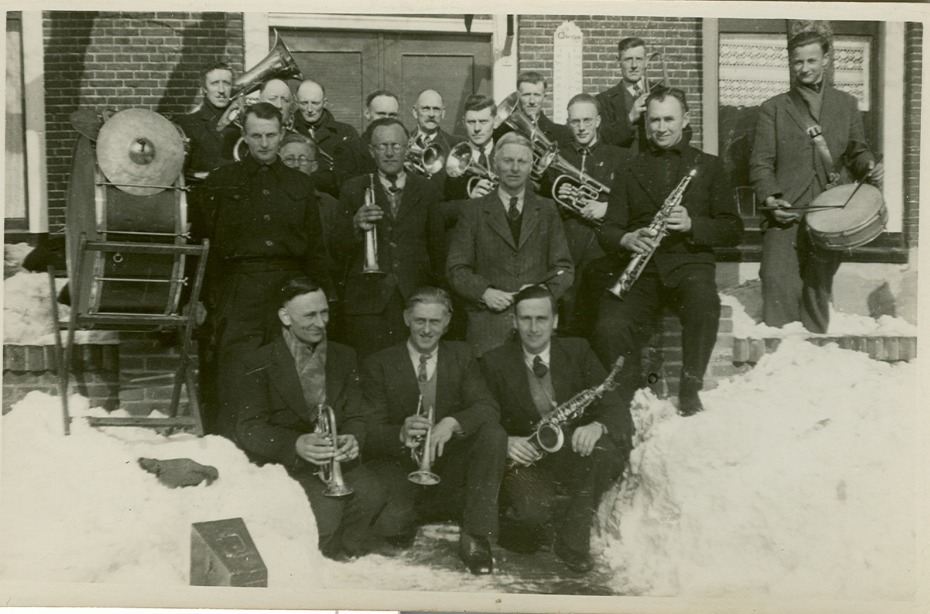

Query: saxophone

[608,168,698,299]
[519,355,625,464]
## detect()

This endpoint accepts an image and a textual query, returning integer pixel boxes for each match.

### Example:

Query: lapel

[502,341,541,426]
[269,335,315,423]
[785,88,818,134]
[819,86,843,151]
[434,341,454,418]
[389,342,421,414]
[324,343,348,411]
[630,154,665,207]
[394,174,420,225]
[196,106,224,142]
[548,339,574,405]
[482,193,517,250]
[517,193,541,250]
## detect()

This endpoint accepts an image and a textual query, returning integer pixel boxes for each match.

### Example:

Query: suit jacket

[598,142,743,283]
[236,334,368,470]
[333,136,376,187]
[362,339,500,459]
[339,172,445,315]
[294,109,358,197]
[480,337,632,449]
[174,104,239,174]
[749,85,874,211]
[595,82,639,149]
[446,190,574,304]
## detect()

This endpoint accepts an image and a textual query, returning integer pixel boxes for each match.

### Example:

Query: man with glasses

[541,93,631,336]
[293,79,357,197]
[280,133,353,340]
[339,117,445,358]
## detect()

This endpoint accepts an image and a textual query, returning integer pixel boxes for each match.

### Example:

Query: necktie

[386,175,401,216]
[508,196,520,220]
[418,353,431,383]
[478,149,489,171]
[532,355,548,379]
[632,83,643,99]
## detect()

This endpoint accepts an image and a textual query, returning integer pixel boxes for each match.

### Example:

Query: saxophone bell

[532,421,565,453]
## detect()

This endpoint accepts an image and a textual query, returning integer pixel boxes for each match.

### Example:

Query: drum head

[96,108,185,196]
[65,135,98,306]
[806,184,884,233]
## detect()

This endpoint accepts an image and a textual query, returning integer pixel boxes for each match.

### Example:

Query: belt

[222,257,302,274]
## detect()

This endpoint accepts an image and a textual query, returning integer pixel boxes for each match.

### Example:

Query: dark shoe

[459,532,494,575]
[385,531,417,549]
[678,391,704,417]
[554,540,594,574]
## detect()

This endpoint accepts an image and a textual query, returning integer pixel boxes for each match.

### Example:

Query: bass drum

[806,183,887,250]
[65,133,189,318]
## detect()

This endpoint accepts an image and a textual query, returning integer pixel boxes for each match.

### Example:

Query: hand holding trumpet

[296,432,358,465]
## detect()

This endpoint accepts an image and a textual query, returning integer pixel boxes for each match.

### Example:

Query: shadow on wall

[157,12,233,117]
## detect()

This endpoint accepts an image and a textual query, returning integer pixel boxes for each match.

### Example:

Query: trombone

[407,396,440,486]
[494,92,611,222]
[405,138,445,178]
[313,403,354,498]
[642,51,670,96]
[445,142,499,196]
[361,173,384,275]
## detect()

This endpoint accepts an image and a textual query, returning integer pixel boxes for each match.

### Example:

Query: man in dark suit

[235,278,386,561]
[540,93,632,336]
[362,287,508,574]
[446,132,574,358]
[750,30,883,333]
[293,79,359,198]
[596,37,651,150]
[189,102,333,437]
[594,88,743,416]
[442,94,497,202]
[493,71,569,148]
[340,117,445,358]
[332,90,400,187]
[174,61,240,180]
[481,286,631,573]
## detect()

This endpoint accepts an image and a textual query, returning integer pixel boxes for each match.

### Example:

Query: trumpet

[494,92,610,222]
[405,138,445,177]
[362,174,384,274]
[445,142,499,196]
[313,403,354,498]
[408,397,441,486]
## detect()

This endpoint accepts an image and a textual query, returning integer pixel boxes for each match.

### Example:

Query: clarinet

[608,168,697,299]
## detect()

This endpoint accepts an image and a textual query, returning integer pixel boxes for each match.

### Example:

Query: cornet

[313,403,354,498]
[405,138,445,178]
[407,397,440,486]
[445,142,499,196]
[361,174,384,275]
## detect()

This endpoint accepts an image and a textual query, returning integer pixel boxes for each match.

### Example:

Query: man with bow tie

[540,93,631,336]
[480,285,631,573]
[339,117,445,358]
[362,286,507,575]
[750,30,883,333]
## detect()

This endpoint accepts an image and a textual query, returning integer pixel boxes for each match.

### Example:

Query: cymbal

[96,108,185,196]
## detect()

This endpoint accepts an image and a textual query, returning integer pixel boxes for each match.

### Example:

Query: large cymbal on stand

[96,108,185,196]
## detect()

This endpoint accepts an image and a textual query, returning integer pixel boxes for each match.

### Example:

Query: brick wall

[904,21,921,247]
[42,11,245,231]
[517,15,704,148]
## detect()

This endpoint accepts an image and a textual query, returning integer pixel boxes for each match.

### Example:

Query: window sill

[716,232,909,264]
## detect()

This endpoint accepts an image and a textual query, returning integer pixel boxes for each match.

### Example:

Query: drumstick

[836,153,884,210]
[760,154,884,213]
[506,269,565,295]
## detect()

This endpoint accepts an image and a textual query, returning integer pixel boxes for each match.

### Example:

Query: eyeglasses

[569,118,597,128]
[282,156,315,165]
[372,143,405,153]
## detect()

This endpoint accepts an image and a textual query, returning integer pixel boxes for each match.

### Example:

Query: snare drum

[65,130,189,318]
[806,183,887,250]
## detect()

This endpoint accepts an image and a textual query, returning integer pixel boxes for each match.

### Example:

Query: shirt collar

[571,137,599,154]
[626,79,646,97]
[378,169,407,189]
[407,340,438,367]
[797,79,825,94]
[498,187,525,211]
[523,343,551,369]
[242,154,284,175]
[282,327,323,358]
[472,140,494,158]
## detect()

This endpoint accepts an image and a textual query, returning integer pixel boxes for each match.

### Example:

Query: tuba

[514,356,625,467]
[313,403,354,498]
[408,396,441,486]
[405,137,445,178]
[361,173,384,274]
[229,31,302,107]
[445,142,499,196]
[494,92,610,222]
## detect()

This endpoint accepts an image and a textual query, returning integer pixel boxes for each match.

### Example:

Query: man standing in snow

[361,286,507,575]
[750,30,883,333]
[480,285,631,573]
[235,277,386,561]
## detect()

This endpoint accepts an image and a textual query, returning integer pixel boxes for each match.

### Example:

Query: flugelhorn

[494,92,610,222]
[361,173,384,274]
[408,396,441,486]
[405,138,444,177]
[313,403,354,498]
[445,142,499,196]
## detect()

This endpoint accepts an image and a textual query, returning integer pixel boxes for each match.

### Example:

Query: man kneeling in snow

[235,277,387,560]
[480,286,633,573]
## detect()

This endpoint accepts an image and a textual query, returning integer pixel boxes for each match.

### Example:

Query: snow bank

[596,339,919,598]
[721,292,918,338]
[4,242,32,278]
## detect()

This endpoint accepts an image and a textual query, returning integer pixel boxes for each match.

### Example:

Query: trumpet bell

[407,469,441,486]
[323,480,355,498]
[445,142,473,178]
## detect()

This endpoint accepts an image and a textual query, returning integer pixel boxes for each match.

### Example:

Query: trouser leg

[667,266,721,394]
[367,458,418,540]
[761,223,803,328]
[798,224,841,334]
